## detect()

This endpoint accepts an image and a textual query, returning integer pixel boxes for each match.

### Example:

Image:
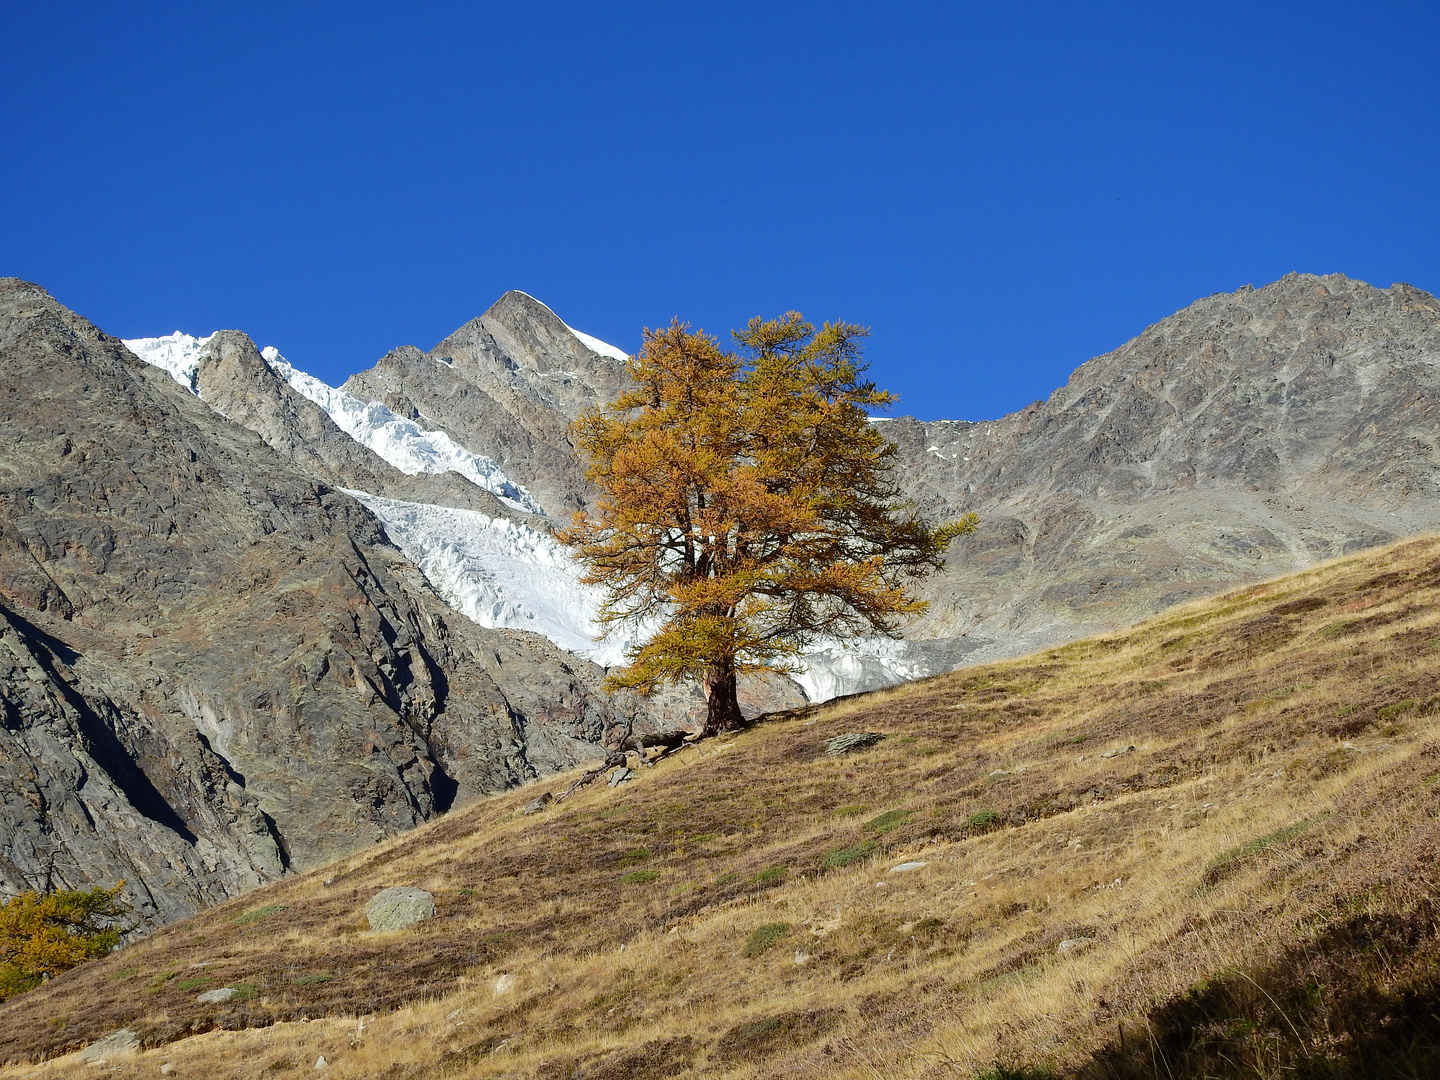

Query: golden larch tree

[561,313,975,736]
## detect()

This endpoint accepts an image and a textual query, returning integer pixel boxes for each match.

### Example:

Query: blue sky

[5,2,1437,420]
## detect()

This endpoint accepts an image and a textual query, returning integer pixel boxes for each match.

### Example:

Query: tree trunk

[701,662,745,736]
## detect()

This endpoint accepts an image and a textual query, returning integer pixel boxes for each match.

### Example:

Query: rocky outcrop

[0,279,644,927]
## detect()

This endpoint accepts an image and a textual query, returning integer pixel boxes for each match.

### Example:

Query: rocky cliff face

[0,280,642,926]
[889,273,1440,659]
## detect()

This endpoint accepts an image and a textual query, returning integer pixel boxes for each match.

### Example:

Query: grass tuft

[232,904,288,926]
[821,840,878,869]
[964,808,1003,833]
[976,1064,1058,1080]
[1203,817,1325,884]
[740,922,791,958]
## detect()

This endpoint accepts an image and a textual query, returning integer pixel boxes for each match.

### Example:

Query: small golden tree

[561,313,975,736]
[0,883,132,1001]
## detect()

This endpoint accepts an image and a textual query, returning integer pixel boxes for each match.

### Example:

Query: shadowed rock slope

[0,280,642,927]
[5,535,1439,1079]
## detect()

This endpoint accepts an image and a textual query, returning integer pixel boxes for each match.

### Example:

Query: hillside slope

[5,534,1439,1078]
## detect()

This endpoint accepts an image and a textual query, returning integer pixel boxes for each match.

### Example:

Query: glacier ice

[123,331,214,392]
[342,490,639,667]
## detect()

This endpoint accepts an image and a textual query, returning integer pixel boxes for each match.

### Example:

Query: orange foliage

[561,313,975,733]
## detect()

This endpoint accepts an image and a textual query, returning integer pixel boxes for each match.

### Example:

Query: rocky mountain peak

[340,293,633,518]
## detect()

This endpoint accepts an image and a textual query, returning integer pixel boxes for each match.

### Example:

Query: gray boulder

[365,886,436,931]
[824,733,886,756]
[78,1029,139,1061]
[522,791,553,815]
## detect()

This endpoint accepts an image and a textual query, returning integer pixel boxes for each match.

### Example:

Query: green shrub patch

[821,841,878,870]
[741,922,791,958]
[864,809,912,834]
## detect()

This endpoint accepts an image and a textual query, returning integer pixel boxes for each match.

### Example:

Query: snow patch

[564,325,630,364]
[123,332,214,393]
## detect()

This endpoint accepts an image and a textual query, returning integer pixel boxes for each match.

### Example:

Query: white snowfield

[126,322,932,703]
[123,331,214,392]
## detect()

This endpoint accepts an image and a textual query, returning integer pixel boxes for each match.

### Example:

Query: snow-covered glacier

[791,637,939,703]
[344,490,638,667]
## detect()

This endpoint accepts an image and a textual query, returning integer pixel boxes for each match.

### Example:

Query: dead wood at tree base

[552,728,699,803]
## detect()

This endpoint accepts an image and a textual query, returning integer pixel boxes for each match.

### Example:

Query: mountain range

[1,270,1437,930]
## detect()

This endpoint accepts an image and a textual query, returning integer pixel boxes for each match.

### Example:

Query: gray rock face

[0,279,638,928]
[364,886,435,931]
[341,291,632,518]
[195,987,240,1003]
[888,273,1440,663]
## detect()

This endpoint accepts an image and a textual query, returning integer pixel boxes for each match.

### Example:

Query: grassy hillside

[4,537,1440,1079]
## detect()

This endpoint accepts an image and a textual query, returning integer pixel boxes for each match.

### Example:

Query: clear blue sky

[5,2,1437,420]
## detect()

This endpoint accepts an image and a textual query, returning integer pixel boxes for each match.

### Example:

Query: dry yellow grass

[4,536,1440,1078]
